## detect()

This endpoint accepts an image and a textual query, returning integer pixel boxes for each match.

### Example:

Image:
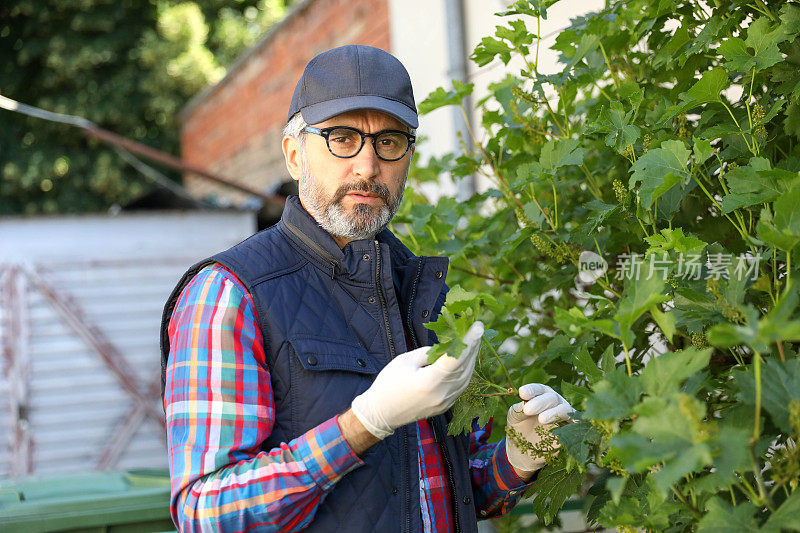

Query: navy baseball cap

[287,45,418,129]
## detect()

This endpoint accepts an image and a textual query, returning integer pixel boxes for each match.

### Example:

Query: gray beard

[298,155,407,241]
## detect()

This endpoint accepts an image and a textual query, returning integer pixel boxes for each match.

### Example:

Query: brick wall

[180,0,392,205]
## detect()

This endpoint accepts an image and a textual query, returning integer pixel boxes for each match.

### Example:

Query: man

[161,45,573,532]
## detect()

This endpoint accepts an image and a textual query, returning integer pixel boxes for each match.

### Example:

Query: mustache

[333,181,391,203]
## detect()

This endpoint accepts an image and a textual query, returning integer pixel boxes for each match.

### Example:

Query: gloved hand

[505,383,574,473]
[351,321,484,439]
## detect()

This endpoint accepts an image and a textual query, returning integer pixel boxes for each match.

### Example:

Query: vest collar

[281,195,445,278]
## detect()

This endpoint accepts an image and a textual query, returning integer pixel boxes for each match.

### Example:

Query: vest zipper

[373,240,396,358]
[374,240,407,531]
[433,419,462,533]
[408,259,462,533]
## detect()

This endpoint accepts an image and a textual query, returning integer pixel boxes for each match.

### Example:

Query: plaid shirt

[165,264,534,532]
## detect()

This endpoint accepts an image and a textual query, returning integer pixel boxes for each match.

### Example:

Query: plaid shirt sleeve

[164,264,364,532]
[468,418,538,519]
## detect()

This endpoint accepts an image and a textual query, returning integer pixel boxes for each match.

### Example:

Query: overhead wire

[0,93,282,206]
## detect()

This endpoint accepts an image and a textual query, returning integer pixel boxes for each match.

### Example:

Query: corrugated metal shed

[0,211,255,477]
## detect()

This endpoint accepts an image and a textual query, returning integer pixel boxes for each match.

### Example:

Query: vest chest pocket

[286,335,380,436]
[289,335,380,374]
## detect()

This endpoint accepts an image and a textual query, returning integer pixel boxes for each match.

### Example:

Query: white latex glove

[351,321,484,439]
[505,383,574,473]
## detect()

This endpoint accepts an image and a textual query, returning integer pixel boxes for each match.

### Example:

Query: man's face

[285,109,412,246]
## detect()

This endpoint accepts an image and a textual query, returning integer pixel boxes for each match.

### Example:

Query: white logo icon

[577,250,608,283]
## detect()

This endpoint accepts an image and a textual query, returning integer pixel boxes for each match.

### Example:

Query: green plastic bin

[0,469,175,533]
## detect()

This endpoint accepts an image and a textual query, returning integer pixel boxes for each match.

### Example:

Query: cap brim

[300,95,418,129]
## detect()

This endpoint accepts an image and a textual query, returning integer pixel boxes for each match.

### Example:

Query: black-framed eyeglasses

[303,126,415,162]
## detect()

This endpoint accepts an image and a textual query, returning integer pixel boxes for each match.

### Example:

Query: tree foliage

[0,0,291,214]
[397,0,800,530]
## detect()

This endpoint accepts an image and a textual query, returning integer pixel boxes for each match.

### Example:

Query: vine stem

[692,171,748,239]
[551,178,559,229]
[451,264,514,284]
[598,40,621,89]
[753,350,762,442]
[479,391,516,398]
[751,449,775,511]
[622,343,633,377]
[720,101,755,154]
[670,487,703,519]
[482,337,516,392]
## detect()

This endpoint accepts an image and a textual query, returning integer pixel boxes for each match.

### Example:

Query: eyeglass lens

[327,128,410,160]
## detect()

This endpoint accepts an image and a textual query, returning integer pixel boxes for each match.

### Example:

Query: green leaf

[771,187,800,246]
[697,498,758,532]
[531,453,582,525]
[629,140,691,209]
[763,489,800,532]
[721,158,799,213]
[644,227,707,255]
[760,359,800,434]
[552,419,602,464]
[679,68,729,108]
[719,37,754,72]
[539,138,584,171]
[554,306,617,340]
[418,81,474,114]
[583,366,642,420]
[582,199,620,234]
[471,35,513,66]
[690,425,751,492]
[571,343,603,384]
[600,344,616,374]
[495,19,534,51]
[614,274,670,348]
[424,306,472,362]
[693,138,715,164]
[589,101,641,154]
[780,4,800,37]
[640,348,711,397]
[650,307,676,342]
[745,17,789,72]
[758,206,800,252]
[757,283,800,347]
[564,33,601,70]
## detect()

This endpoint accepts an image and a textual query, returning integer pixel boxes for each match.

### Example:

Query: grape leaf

[763,489,800,532]
[645,227,707,255]
[571,343,603,384]
[471,36,514,66]
[640,348,712,397]
[780,4,800,36]
[697,498,758,532]
[629,140,691,209]
[418,81,474,115]
[679,68,728,108]
[720,158,799,213]
[531,453,583,525]
[614,274,670,348]
[745,17,789,72]
[583,366,642,420]
[552,419,601,464]
[690,425,751,492]
[588,101,641,154]
[738,359,800,435]
[539,138,584,171]
[719,37,754,72]
[693,138,715,164]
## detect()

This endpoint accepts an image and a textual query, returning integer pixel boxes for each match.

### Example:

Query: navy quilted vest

[160,196,480,533]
